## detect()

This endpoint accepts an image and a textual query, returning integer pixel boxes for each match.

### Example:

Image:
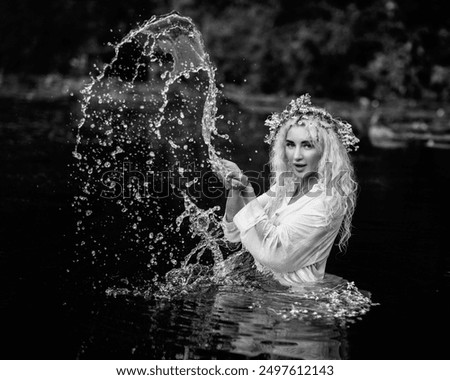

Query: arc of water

[73,11,229,179]
[72,11,236,271]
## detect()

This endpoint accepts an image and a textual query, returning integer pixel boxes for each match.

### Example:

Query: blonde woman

[220,94,359,286]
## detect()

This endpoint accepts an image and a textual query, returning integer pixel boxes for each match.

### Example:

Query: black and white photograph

[1,0,449,368]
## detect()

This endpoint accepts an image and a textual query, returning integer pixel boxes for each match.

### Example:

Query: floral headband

[264,94,360,152]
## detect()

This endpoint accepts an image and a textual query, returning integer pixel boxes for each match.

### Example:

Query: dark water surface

[1,97,449,359]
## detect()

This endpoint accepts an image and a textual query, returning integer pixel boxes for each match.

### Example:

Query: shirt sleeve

[221,218,241,243]
[221,186,275,243]
[233,197,332,273]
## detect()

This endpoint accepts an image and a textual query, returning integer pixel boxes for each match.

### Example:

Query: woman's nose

[293,147,303,161]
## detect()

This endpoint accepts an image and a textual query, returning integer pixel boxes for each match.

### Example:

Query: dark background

[1,0,449,359]
[2,0,450,100]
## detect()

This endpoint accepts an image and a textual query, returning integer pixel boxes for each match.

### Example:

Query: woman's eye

[286,141,294,147]
[303,142,313,149]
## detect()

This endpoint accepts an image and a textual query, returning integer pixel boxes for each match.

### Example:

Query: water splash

[175,191,225,265]
[72,11,233,277]
[261,281,376,324]
[73,11,228,172]
[107,251,377,326]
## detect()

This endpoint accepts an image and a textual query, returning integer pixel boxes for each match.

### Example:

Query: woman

[220,94,359,286]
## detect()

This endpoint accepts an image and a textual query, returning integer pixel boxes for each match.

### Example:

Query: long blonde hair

[267,112,358,251]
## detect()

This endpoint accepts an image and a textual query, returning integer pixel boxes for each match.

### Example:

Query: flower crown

[264,94,360,152]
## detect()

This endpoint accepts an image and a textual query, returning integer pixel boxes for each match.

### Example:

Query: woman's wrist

[226,188,241,198]
[224,211,234,222]
[241,184,256,199]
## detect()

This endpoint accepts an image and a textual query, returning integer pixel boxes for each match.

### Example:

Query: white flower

[264,93,359,152]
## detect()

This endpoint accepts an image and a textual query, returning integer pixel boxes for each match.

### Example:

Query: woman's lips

[294,164,306,170]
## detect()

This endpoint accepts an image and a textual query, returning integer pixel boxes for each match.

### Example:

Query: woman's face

[284,120,322,180]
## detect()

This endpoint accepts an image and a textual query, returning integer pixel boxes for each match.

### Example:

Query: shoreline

[1,74,450,149]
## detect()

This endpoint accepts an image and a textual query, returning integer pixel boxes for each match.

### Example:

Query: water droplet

[72,151,82,160]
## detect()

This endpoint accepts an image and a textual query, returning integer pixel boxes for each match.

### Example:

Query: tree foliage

[1,0,450,100]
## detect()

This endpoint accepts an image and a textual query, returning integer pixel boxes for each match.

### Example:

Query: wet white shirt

[222,184,344,286]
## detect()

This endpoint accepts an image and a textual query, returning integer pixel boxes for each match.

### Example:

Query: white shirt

[222,183,344,286]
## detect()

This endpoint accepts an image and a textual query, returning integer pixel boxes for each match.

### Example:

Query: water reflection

[79,283,347,359]
[210,289,345,359]
[96,251,367,360]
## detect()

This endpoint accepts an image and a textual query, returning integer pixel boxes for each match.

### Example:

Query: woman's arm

[222,187,250,243]
[225,184,256,221]
[218,158,256,221]
[225,188,246,222]
[219,158,256,243]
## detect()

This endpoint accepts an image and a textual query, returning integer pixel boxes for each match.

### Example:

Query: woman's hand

[221,159,251,190]
[217,159,244,190]
[222,160,256,199]
[222,159,256,222]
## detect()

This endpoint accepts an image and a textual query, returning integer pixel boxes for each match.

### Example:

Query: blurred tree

[1,0,450,100]
[171,0,280,90]
[0,0,170,75]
